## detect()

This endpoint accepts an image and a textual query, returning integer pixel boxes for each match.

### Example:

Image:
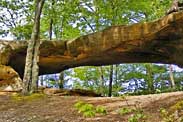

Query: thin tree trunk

[169,65,175,88]
[22,0,45,94]
[40,75,44,86]
[49,0,54,40]
[49,19,53,40]
[58,72,64,89]
[99,66,105,96]
[115,64,118,85]
[108,65,113,97]
[145,64,154,93]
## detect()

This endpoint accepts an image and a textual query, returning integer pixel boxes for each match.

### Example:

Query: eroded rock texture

[0,65,22,90]
[0,12,183,86]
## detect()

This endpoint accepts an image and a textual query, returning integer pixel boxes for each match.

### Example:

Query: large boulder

[0,65,22,90]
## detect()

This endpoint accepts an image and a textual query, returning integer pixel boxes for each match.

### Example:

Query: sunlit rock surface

[0,12,183,86]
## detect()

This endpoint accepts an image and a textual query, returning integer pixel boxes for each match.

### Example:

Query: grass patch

[11,93,46,102]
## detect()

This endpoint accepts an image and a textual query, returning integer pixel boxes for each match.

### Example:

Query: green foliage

[128,107,146,122]
[74,101,96,117]
[160,108,174,122]
[82,111,95,118]
[74,101,107,117]
[1,0,171,39]
[170,100,183,122]
[112,85,124,97]
[10,24,33,40]
[48,78,57,86]
[160,103,183,122]
[119,107,134,115]
[78,104,95,113]
[119,105,147,122]
[96,105,107,115]
[0,0,33,39]
[1,0,183,96]
[74,101,96,118]
[11,93,46,102]
[170,100,183,111]
[74,101,85,109]
[72,66,108,95]
[128,112,146,122]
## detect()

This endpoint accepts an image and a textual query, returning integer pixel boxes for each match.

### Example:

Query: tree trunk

[58,72,64,89]
[99,66,105,96]
[145,64,154,93]
[49,19,53,40]
[169,65,175,88]
[40,75,44,86]
[108,65,113,97]
[22,0,45,94]
[49,0,54,40]
[115,64,118,85]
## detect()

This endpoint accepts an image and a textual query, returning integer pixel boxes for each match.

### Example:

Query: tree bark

[115,64,118,85]
[22,0,45,94]
[145,64,154,93]
[49,0,54,40]
[58,72,64,89]
[108,65,113,97]
[99,66,105,96]
[169,65,175,88]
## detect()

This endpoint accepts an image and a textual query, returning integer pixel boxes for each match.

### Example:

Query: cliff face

[0,12,183,85]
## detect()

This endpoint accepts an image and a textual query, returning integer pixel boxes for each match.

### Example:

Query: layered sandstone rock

[0,12,183,86]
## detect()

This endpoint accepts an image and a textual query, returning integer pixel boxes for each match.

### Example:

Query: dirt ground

[0,91,183,122]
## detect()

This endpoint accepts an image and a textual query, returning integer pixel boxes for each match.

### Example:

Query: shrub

[74,101,95,117]
[128,113,146,122]
[83,111,95,117]
[119,107,133,115]
[74,101,108,117]
[78,104,95,113]
[96,106,107,115]
[74,101,85,109]
[119,106,147,122]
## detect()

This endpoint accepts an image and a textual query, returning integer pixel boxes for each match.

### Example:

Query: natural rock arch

[0,12,183,86]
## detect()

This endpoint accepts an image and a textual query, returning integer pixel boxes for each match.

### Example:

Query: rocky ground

[0,91,183,122]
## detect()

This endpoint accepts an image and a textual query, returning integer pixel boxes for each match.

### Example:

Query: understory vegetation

[11,93,46,102]
[1,0,182,96]
[0,0,183,121]
[73,98,183,122]
[40,64,183,97]
[74,101,107,117]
